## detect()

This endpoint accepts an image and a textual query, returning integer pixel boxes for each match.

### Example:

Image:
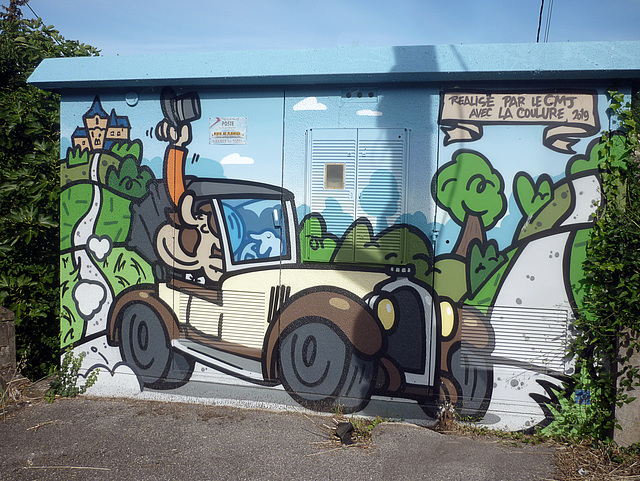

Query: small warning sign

[209,117,247,144]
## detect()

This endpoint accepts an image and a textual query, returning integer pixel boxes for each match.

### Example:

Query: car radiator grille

[267,285,291,323]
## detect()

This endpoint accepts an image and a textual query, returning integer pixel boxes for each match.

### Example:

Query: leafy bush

[106,157,154,199]
[0,8,99,379]
[66,145,90,166]
[109,140,142,163]
[570,89,640,440]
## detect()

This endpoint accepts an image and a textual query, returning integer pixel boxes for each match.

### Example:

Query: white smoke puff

[73,280,106,319]
[84,364,142,397]
[87,235,112,261]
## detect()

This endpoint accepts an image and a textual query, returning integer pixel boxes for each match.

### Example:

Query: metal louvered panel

[186,289,267,350]
[307,130,357,262]
[306,128,408,264]
[355,136,405,223]
[461,305,569,373]
[310,139,356,222]
[355,227,404,252]
[355,130,406,261]
[357,141,405,166]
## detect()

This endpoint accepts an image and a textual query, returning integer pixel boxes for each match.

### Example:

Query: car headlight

[440,300,455,338]
[376,296,397,331]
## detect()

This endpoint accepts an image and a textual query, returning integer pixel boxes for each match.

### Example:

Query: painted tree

[433,150,506,258]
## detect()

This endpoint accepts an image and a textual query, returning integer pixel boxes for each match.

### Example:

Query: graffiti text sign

[439,91,600,153]
[210,117,247,144]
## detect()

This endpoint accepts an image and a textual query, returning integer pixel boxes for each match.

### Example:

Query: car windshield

[221,198,288,264]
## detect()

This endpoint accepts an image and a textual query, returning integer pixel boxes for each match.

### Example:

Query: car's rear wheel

[119,301,194,389]
[446,341,493,419]
[278,317,376,413]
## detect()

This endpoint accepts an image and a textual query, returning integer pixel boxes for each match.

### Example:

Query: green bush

[66,145,90,166]
[0,7,99,379]
[570,89,640,440]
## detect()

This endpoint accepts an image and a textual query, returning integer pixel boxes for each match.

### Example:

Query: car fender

[263,287,384,380]
[107,285,180,346]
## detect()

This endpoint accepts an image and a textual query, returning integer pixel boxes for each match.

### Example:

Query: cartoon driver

[154,88,224,284]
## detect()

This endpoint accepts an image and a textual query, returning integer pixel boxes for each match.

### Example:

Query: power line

[22,1,63,46]
[536,0,545,43]
[536,0,554,43]
[544,0,554,43]
[25,1,37,18]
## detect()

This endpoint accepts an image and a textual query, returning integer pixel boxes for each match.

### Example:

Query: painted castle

[71,96,131,152]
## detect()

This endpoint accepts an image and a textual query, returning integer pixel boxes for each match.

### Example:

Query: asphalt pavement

[0,397,556,481]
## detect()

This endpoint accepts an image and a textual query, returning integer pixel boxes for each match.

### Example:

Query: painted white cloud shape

[293,97,327,111]
[88,235,112,261]
[220,153,255,165]
[73,280,106,319]
[356,109,383,117]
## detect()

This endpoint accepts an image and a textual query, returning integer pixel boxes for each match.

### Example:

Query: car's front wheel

[278,317,376,413]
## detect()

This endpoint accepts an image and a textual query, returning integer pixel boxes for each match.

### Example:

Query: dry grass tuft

[553,439,640,480]
[303,406,387,454]
[433,412,640,481]
[0,368,51,420]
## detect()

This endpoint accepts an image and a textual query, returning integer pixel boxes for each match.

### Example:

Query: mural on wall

[60,87,607,431]
[430,90,604,429]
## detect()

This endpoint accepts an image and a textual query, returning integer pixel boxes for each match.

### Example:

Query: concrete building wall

[31,42,640,431]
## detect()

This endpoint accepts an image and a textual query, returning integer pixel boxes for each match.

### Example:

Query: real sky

[9,0,640,56]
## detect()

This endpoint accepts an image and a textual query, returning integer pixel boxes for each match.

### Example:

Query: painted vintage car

[107,178,439,413]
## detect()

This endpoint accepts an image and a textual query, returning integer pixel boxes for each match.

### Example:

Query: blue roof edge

[28,42,640,90]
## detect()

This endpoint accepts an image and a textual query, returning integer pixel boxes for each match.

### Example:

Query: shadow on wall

[383,46,497,420]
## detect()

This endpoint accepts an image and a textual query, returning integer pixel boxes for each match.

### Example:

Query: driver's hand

[155,119,192,148]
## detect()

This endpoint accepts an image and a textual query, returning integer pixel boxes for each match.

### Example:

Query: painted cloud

[356,109,383,117]
[221,153,255,165]
[293,97,328,111]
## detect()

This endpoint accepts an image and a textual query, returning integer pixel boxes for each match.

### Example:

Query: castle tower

[71,126,90,151]
[83,96,108,150]
[105,109,131,149]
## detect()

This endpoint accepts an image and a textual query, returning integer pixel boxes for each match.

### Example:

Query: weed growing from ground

[46,347,98,402]
[349,415,388,441]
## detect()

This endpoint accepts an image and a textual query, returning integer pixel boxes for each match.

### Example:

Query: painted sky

[10,0,640,56]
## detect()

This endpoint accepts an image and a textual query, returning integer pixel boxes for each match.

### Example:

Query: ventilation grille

[461,305,569,373]
[310,138,356,237]
[181,289,267,350]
